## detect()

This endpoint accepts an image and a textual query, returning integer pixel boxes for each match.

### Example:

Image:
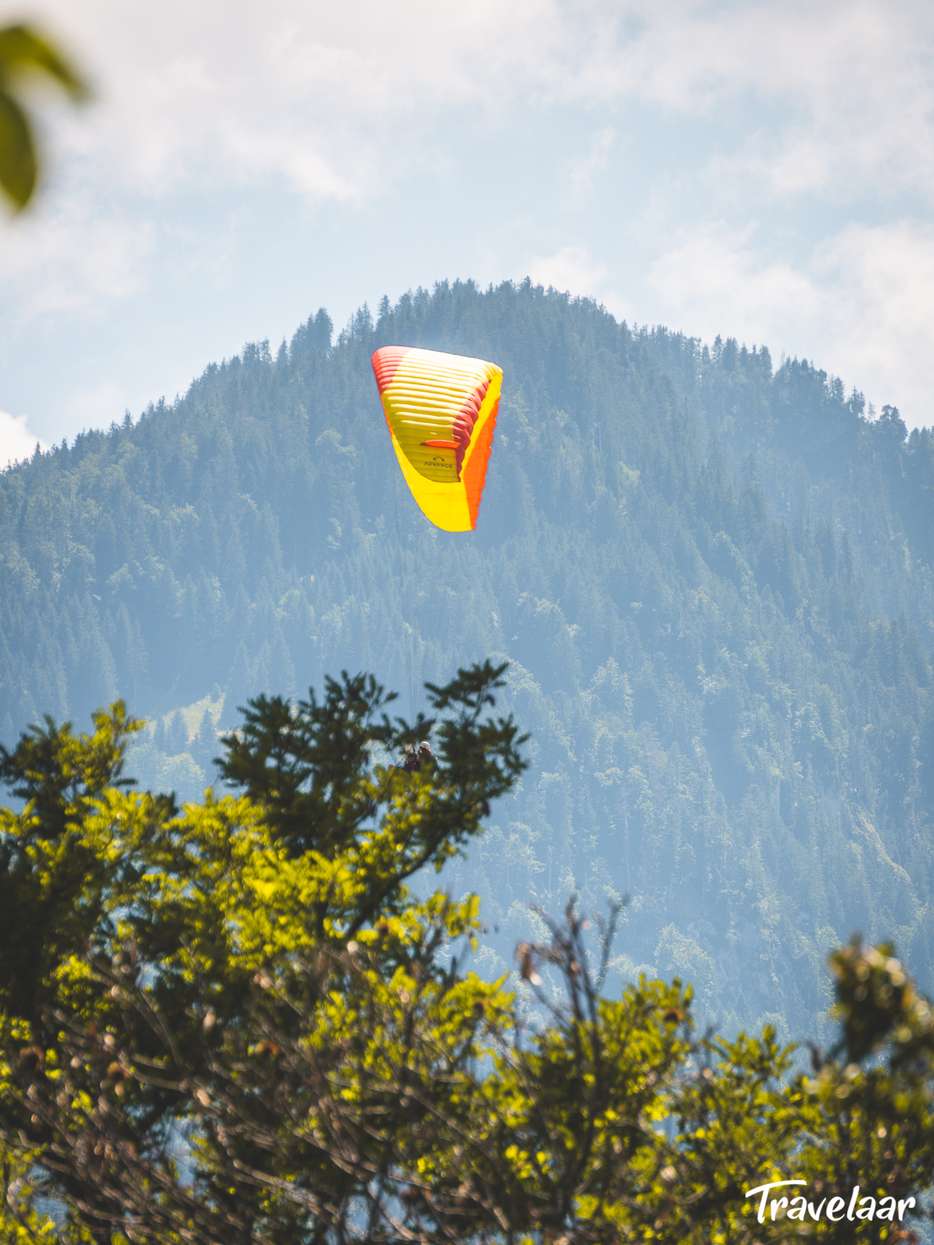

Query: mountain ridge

[2,278,932,1037]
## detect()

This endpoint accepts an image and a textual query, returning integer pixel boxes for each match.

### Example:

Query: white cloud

[816,222,934,423]
[0,411,46,471]
[15,1,934,239]
[1,0,571,328]
[529,244,607,295]
[644,219,934,427]
[527,244,630,319]
[646,223,821,344]
[538,2,934,206]
[35,0,567,196]
[18,2,934,212]
[5,0,934,439]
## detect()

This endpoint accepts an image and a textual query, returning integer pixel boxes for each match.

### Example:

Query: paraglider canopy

[371,345,502,532]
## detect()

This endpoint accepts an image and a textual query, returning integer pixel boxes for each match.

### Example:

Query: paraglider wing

[371,345,502,531]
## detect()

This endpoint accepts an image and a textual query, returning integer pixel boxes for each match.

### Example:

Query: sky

[2,0,934,468]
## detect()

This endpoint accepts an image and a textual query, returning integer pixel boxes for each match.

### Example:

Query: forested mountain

[2,279,932,1038]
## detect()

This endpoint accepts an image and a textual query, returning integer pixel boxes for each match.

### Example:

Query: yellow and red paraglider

[371,345,502,532]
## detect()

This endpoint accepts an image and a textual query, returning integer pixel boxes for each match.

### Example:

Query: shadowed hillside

[2,279,932,1036]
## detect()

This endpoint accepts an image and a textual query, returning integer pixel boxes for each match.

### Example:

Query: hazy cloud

[0,411,46,471]
[644,219,934,426]
[527,244,630,319]
[1,203,153,319]
[571,0,934,204]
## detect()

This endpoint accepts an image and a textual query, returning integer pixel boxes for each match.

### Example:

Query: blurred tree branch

[0,22,88,212]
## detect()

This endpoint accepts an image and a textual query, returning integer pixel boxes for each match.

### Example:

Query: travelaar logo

[745,1180,916,1226]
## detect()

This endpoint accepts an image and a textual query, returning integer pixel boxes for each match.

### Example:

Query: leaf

[0,25,88,211]
[0,25,89,101]
[0,89,35,210]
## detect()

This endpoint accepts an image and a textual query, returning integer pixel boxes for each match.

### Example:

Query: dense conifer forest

[2,279,932,1037]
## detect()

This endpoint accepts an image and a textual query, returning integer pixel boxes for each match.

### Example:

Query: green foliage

[0,23,88,211]
[217,661,525,861]
[0,703,152,1023]
[0,684,931,1242]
